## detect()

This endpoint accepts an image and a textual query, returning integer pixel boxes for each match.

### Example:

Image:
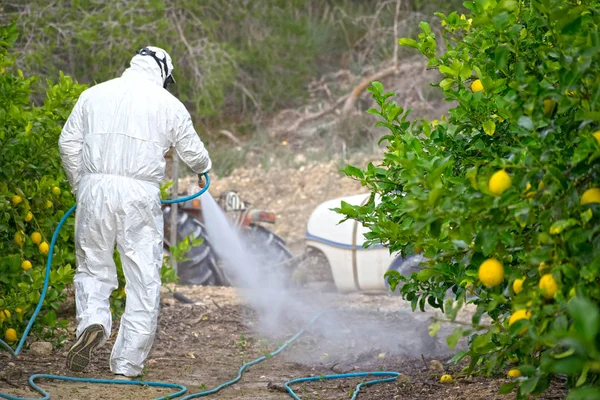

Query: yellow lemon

[513,278,524,294]
[543,99,555,116]
[15,308,22,314]
[11,195,22,207]
[593,131,600,144]
[3,310,11,319]
[478,258,504,287]
[39,242,50,255]
[509,309,531,335]
[539,274,558,299]
[538,262,549,274]
[46,200,53,209]
[5,328,17,343]
[581,188,600,205]
[460,14,466,20]
[25,211,33,222]
[14,231,25,247]
[471,79,484,93]
[31,232,42,245]
[489,169,512,196]
[52,186,61,196]
[21,260,32,271]
[508,369,521,378]
[440,374,453,384]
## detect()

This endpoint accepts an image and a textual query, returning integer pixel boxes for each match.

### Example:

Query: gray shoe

[66,324,104,372]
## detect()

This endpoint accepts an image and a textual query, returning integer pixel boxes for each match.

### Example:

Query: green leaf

[439,78,455,91]
[567,387,600,400]
[494,45,510,69]
[342,165,365,179]
[499,382,517,395]
[482,120,496,136]
[398,38,418,48]
[518,116,534,130]
[576,363,589,387]
[567,297,600,342]
[418,21,431,34]
[549,219,579,235]
[428,321,441,337]
[417,268,439,282]
[475,230,498,256]
[466,166,478,189]
[520,376,540,394]
[446,327,463,349]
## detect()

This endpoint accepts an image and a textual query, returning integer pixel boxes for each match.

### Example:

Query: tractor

[162,191,295,286]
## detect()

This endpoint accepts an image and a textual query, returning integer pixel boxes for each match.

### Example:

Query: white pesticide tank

[305,193,397,292]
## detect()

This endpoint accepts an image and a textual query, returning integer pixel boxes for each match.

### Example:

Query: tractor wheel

[163,206,229,286]
[237,224,296,287]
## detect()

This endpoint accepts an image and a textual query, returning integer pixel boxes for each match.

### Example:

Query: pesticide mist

[201,193,456,364]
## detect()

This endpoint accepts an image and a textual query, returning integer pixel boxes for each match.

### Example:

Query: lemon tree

[0,23,84,341]
[337,0,600,397]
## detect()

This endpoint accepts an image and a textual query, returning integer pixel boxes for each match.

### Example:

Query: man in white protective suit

[58,46,211,377]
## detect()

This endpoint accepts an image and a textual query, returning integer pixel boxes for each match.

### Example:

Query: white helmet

[134,46,175,89]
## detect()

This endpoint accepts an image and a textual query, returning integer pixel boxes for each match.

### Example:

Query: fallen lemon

[471,79,484,93]
[11,195,22,207]
[508,369,521,378]
[440,374,453,384]
[5,328,17,343]
[14,231,26,247]
[513,278,524,294]
[478,258,504,287]
[581,188,600,205]
[39,241,50,255]
[21,260,32,271]
[489,170,512,196]
[539,274,558,299]
[52,186,61,196]
[25,211,33,222]
[31,232,42,245]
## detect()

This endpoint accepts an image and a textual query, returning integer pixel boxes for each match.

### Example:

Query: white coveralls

[58,47,211,377]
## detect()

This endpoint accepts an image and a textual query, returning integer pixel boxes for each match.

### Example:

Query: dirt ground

[0,286,567,400]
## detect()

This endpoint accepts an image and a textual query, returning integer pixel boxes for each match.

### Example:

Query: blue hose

[285,371,400,400]
[0,171,421,399]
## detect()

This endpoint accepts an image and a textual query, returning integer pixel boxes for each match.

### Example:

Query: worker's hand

[198,174,207,189]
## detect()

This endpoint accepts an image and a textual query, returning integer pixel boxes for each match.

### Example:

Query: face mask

[136,47,176,89]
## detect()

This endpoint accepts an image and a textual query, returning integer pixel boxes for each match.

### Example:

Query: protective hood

[123,46,174,87]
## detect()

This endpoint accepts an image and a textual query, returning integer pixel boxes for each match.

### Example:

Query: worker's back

[75,70,184,185]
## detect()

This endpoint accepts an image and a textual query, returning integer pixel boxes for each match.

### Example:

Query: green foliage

[3,0,465,134]
[337,0,600,396]
[0,23,85,342]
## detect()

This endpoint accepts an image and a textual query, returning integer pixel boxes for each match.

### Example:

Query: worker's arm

[173,107,212,175]
[58,96,85,195]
